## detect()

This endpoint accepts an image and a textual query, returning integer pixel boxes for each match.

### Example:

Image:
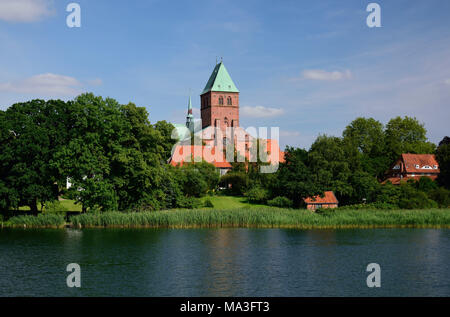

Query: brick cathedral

[170,62,284,174]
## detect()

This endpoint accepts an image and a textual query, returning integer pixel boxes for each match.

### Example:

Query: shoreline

[2,208,450,229]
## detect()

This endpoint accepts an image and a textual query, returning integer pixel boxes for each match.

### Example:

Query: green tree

[348,171,380,204]
[274,147,320,207]
[308,135,353,200]
[385,116,435,162]
[153,120,176,161]
[177,161,220,198]
[342,117,390,177]
[436,137,450,189]
[0,100,68,213]
[53,94,169,212]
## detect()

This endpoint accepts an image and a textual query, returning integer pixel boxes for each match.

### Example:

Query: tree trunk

[30,200,39,215]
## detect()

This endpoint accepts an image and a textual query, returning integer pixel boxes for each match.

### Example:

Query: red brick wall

[307,204,338,211]
[201,91,239,131]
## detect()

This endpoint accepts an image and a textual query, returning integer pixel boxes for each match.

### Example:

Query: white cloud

[0,0,54,22]
[302,69,352,81]
[241,106,284,118]
[0,73,83,96]
[86,78,103,86]
[444,79,450,85]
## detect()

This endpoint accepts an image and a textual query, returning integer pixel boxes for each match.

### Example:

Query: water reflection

[0,228,449,296]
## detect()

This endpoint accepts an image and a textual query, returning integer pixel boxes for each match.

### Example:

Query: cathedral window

[227,97,232,105]
[219,97,224,105]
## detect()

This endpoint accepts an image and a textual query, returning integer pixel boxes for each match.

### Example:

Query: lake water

[0,228,449,297]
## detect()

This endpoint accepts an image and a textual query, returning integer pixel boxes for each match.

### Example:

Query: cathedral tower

[200,62,239,133]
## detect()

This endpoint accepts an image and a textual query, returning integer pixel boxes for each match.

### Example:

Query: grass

[200,195,268,209]
[17,199,83,212]
[4,213,66,228]
[4,196,450,229]
[56,200,82,212]
[68,208,450,229]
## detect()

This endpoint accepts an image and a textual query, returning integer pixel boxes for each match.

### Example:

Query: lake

[0,228,449,296]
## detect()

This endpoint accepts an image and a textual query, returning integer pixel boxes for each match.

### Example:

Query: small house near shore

[303,191,339,210]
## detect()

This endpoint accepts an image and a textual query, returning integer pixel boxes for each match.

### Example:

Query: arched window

[227,97,232,105]
[219,96,224,105]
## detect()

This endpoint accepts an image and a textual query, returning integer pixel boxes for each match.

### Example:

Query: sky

[0,0,449,149]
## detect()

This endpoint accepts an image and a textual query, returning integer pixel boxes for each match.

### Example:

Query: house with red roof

[383,153,440,185]
[303,191,339,211]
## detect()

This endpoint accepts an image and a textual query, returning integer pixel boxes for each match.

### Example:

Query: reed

[5,214,66,228]
[69,208,450,229]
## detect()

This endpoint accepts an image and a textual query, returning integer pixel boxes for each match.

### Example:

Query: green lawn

[16,196,259,213]
[17,199,83,212]
[200,195,270,209]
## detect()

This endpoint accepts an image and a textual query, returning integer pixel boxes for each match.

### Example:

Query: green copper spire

[202,62,239,94]
[186,95,194,133]
[187,95,193,117]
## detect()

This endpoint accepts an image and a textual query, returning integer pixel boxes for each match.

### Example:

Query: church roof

[202,62,239,94]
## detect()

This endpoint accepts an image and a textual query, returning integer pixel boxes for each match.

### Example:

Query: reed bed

[69,208,450,229]
[5,213,66,228]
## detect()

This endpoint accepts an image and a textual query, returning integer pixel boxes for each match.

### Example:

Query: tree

[273,147,320,207]
[219,172,248,195]
[153,120,176,161]
[0,100,68,213]
[308,135,353,200]
[348,171,380,204]
[342,117,390,177]
[53,94,170,211]
[436,137,450,189]
[177,161,220,197]
[385,116,435,162]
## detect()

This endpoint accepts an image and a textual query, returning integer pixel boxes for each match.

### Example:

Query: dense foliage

[1,93,448,216]
[223,116,449,209]
[0,94,218,214]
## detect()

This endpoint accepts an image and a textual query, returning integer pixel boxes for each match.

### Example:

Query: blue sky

[1,0,449,149]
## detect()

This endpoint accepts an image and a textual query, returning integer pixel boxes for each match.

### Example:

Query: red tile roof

[169,138,285,169]
[303,191,339,204]
[169,145,232,169]
[265,139,286,164]
[401,154,439,174]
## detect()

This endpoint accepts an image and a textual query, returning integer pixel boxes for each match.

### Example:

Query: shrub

[204,198,214,208]
[219,172,248,195]
[177,196,202,209]
[338,202,397,210]
[398,184,438,209]
[428,187,450,208]
[267,196,293,208]
[245,186,269,203]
